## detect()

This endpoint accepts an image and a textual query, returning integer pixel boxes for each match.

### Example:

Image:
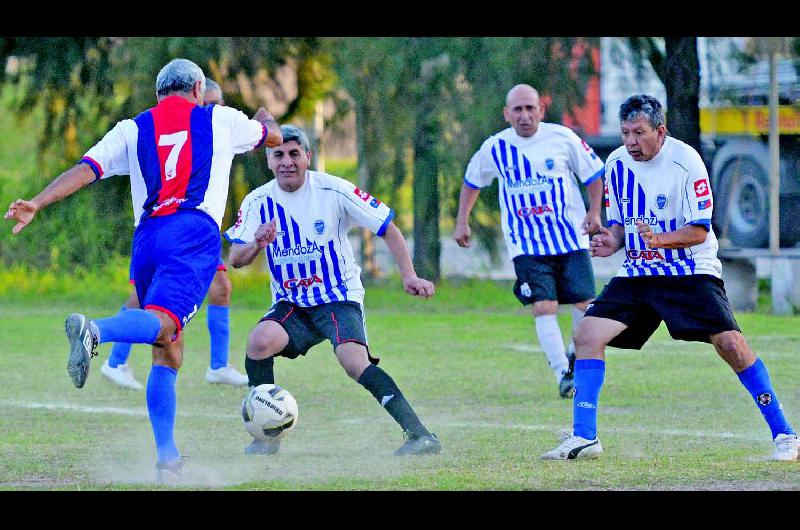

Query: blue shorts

[129,254,225,283]
[131,210,221,333]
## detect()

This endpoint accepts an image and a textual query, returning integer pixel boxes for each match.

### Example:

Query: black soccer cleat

[559,371,576,399]
[244,438,281,456]
[65,313,99,389]
[394,432,442,456]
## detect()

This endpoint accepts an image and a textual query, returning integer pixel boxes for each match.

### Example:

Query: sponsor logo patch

[757,392,772,406]
[283,274,324,290]
[369,197,381,208]
[520,282,532,298]
[517,205,553,217]
[694,179,710,197]
[576,401,596,409]
[353,187,371,202]
[698,199,711,210]
[626,249,664,260]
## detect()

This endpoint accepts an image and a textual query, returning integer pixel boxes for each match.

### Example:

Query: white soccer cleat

[772,433,799,462]
[100,359,143,390]
[205,365,249,386]
[541,432,603,460]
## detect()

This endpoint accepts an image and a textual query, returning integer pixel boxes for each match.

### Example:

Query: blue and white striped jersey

[605,136,722,278]
[224,171,394,307]
[464,123,605,259]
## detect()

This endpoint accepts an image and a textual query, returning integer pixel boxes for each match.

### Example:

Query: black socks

[357,364,430,438]
[245,356,275,387]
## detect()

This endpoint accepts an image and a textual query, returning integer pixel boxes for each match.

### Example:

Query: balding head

[505,84,539,106]
[504,84,543,137]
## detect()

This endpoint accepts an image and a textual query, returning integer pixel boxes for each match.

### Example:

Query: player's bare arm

[636,221,708,250]
[4,163,96,234]
[581,177,604,235]
[453,183,481,248]
[589,224,625,257]
[229,219,277,268]
[382,222,435,298]
[252,107,283,148]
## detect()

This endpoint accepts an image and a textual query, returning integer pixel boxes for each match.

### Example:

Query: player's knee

[712,331,753,368]
[209,272,232,305]
[532,300,558,317]
[152,345,183,370]
[335,343,369,380]
[247,323,286,359]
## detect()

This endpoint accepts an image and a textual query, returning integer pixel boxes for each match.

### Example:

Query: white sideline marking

[340,417,763,442]
[0,400,228,419]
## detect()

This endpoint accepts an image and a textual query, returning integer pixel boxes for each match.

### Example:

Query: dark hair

[619,94,665,129]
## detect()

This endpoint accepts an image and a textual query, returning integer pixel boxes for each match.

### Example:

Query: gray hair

[619,94,665,129]
[156,59,205,97]
[268,124,311,153]
[204,78,221,95]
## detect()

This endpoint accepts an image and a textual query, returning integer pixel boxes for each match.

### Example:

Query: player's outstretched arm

[381,222,435,298]
[229,220,277,268]
[589,224,625,257]
[453,183,481,247]
[252,107,283,148]
[4,163,96,234]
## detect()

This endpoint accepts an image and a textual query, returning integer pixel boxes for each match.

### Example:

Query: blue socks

[146,365,180,464]
[737,358,795,439]
[107,306,133,368]
[573,359,606,440]
[207,305,229,370]
[95,309,161,345]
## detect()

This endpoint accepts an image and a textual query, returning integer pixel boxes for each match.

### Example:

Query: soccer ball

[241,384,299,441]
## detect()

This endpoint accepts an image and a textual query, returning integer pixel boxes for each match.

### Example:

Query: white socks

[535,314,568,382]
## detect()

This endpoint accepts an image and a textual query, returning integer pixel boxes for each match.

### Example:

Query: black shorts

[512,250,596,305]
[585,274,741,350]
[259,301,379,364]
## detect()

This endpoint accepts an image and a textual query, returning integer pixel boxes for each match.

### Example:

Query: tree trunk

[412,93,441,282]
[355,99,379,278]
[664,38,702,154]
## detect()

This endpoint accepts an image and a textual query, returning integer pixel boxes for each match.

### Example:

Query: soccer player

[453,84,604,399]
[4,59,283,480]
[541,94,799,461]
[101,78,248,390]
[225,124,442,457]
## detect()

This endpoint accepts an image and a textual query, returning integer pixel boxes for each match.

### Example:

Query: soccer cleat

[100,359,143,390]
[244,438,281,456]
[558,344,577,398]
[772,433,799,462]
[156,456,188,484]
[394,432,442,456]
[205,365,249,386]
[65,313,99,389]
[540,433,603,460]
[559,371,576,399]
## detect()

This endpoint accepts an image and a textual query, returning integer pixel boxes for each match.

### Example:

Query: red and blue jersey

[81,96,267,228]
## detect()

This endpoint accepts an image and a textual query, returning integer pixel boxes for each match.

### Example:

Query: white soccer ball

[241,384,299,441]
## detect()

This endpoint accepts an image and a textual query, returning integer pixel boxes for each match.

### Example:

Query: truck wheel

[714,157,769,248]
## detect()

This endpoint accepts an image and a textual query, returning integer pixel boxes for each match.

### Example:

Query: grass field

[0,273,799,491]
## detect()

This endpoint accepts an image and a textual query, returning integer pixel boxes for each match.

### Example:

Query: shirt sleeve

[334,178,394,237]
[565,129,605,185]
[217,106,269,154]
[605,158,622,227]
[682,151,713,230]
[463,140,499,189]
[81,120,132,181]
[224,191,265,244]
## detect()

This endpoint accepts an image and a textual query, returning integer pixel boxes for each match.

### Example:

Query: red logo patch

[694,179,710,197]
[353,187,371,202]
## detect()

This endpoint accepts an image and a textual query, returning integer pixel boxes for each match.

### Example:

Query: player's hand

[253,107,274,123]
[403,276,435,298]
[636,221,660,249]
[453,223,471,248]
[581,211,602,235]
[4,199,38,234]
[254,219,278,249]
[589,226,617,257]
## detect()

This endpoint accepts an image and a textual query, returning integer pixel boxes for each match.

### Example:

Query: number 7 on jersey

[158,131,188,181]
